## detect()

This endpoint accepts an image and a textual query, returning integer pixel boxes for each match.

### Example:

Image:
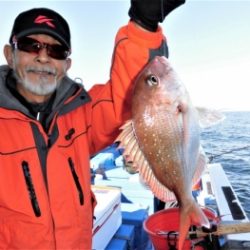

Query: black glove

[129,0,186,32]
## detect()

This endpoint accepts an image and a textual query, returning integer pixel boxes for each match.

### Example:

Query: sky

[0,0,249,111]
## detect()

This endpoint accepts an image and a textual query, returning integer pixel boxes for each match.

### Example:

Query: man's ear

[4,45,14,68]
[65,57,72,71]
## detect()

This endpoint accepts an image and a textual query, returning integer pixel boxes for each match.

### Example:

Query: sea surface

[200,111,250,219]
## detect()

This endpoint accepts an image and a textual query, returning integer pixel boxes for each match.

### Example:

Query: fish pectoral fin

[196,107,225,128]
[191,147,208,189]
[178,202,210,250]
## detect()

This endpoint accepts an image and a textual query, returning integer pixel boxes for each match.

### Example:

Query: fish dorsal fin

[116,120,177,202]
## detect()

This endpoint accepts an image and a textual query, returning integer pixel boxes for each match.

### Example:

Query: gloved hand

[129,0,186,32]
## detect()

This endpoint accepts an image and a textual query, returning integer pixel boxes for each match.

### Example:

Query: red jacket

[0,21,166,249]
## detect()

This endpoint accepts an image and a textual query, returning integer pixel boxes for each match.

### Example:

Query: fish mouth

[150,56,173,76]
[153,56,168,64]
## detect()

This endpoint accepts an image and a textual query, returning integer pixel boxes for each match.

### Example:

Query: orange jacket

[0,21,166,249]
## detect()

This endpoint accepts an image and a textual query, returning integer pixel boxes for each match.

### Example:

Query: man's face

[5,34,71,102]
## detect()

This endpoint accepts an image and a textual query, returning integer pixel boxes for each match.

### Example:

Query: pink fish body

[116,56,210,249]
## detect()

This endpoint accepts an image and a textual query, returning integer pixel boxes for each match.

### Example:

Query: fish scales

[136,109,187,193]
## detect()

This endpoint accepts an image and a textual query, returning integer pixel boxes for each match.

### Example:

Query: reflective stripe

[21,161,41,217]
[68,157,84,205]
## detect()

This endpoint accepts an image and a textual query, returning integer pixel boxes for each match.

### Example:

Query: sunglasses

[12,37,70,60]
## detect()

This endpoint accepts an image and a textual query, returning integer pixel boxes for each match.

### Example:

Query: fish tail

[178,201,210,250]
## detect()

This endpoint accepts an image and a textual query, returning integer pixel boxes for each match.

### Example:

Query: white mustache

[26,66,56,76]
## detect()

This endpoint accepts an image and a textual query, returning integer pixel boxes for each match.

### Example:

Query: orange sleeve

[86,21,166,155]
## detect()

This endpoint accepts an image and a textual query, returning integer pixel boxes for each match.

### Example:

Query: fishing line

[206,145,250,163]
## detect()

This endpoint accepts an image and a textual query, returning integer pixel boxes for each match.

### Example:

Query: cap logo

[34,15,55,28]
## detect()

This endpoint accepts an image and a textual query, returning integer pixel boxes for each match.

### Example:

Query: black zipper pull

[68,157,84,205]
[65,128,75,140]
[21,161,41,217]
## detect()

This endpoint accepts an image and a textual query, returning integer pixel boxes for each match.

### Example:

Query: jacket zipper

[68,157,84,205]
[21,161,41,217]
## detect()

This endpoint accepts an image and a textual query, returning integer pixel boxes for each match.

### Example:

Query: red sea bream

[116,56,210,249]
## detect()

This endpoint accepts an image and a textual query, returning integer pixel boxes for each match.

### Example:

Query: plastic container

[144,207,217,250]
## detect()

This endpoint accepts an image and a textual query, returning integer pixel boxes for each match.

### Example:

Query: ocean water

[201,111,250,219]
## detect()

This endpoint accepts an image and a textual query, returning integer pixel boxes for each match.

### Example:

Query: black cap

[9,8,71,49]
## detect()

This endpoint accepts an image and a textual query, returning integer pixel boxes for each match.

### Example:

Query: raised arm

[86,1,186,154]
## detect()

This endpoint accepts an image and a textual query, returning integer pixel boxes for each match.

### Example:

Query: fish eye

[146,74,159,86]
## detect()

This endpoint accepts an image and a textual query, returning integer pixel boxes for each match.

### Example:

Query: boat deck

[91,145,250,249]
[93,157,154,249]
